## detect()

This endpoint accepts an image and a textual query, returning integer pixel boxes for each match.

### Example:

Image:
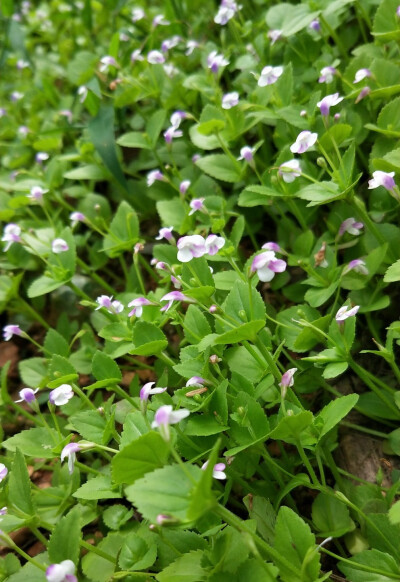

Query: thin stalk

[320,548,400,579]
[18,299,50,329]
[254,337,281,383]
[76,257,115,294]
[296,440,319,486]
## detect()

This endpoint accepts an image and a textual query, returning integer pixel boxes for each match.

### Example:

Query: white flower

[185,40,199,56]
[335,305,360,322]
[258,65,283,87]
[207,51,229,73]
[127,297,153,317]
[290,131,318,154]
[279,368,297,389]
[278,160,301,183]
[147,50,165,64]
[140,382,167,401]
[70,212,85,226]
[163,126,183,143]
[177,235,206,262]
[147,169,166,186]
[237,146,254,164]
[343,259,369,276]
[317,93,343,116]
[201,460,227,479]
[99,56,118,73]
[45,559,77,582]
[77,86,88,103]
[0,464,8,482]
[51,238,69,253]
[60,443,81,475]
[338,218,363,237]
[251,251,287,282]
[318,66,336,84]
[268,29,282,44]
[205,234,225,256]
[189,198,205,216]
[95,295,124,314]
[28,185,48,202]
[49,384,74,406]
[179,180,191,194]
[131,49,144,63]
[16,387,39,404]
[3,324,24,341]
[152,14,170,27]
[222,91,239,109]
[353,68,371,84]
[132,7,145,21]
[151,405,190,440]
[368,171,396,192]
[155,227,174,241]
[2,223,21,251]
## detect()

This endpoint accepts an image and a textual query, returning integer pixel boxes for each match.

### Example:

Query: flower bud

[238,309,247,321]
[317,157,327,168]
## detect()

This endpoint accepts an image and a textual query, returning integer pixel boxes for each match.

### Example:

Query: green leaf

[389,500,400,525]
[219,280,266,330]
[73,475,121,500]
[115,131,151,149]
[131,321,168,356]
[82,532,123,582]
[18,358,48,388]
[183,305,212,345]
[69,410,107,444]
[269,411,315,445]
[48,507,81,564]
[214,320,266,345]
[156,550,207,582]
[2,428,60,459]
[103,201,139,257]
[8,449,35,517]
[230,392,270,448]
[195,154,241,183]
[102,505,133,530]
[266,3,319,37]
[322,361,348,379]
[92,351,122,382]
[373,0,400,41]
[147,110,166,147]
[119,532,157,571]
[297,182,342,207]
[276,305,322,353]
[43,329,70,357]
[112,432,170,485]
[213,270,242,290]
[184,415,228,436]
[238,184,283,207]
[28,275,71,298]
[64,164,109,181]
[384,260,400,283]
[274,507,319,582]
[243,495,276,544]
[305,281,339,307]
[339,550,400,582]
[88,105,128,190]
[156,198,187,232]
[125,464,203,523]
[312,493,353,537]
[377,96,400,133]
[120,411,149,448]
[6,555,48,582]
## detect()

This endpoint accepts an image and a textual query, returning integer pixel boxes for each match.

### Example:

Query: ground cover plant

[1,0,400,580]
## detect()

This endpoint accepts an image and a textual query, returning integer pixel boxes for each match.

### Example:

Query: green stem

[18,299,50,329]
[254,337,281,383]
[76,257,116,294]
[133,253,146,294]
[30,527,48,547]
[80,539,116,563]
[320,548,400,579]
[296,440,319,485]
[340,421,387,439]
[73,384,97,410]
[349,360,399,416]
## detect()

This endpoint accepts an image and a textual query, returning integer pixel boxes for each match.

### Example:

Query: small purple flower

[209,305,217,313]
[16,387,39,404]
[0,108,6,118]
[46,559,77,582]
[268,29,283,44]
[179,180,191,195]
[28,185,48,202]
[170,110,187,128]
[155,226,174,241]
[251,251,287,282]
[335,305,360,323]
[36,152,49,164]
[201,460,227,480]
[161,36,181,53]
[177,235,206,262]
[70,212,85,227]
[131,49,144,63]
[355,86,370,103]
[339,217,364,237]
[0,465,8,482]
[16,59,29,70]
[3,324,24,341]
[99,55,118,73]
[222,92,239,110]
[397,5,400,17]
[128,297,153,317]
[262,242,281,253]
[186,376,207,388]
[2,223,22,251]
[49,384,74,406]
[189,198,205,216]
[95,295,124,314]
[147,50,165,64]
[258,65,283,87]
[61,443,81,475]
[152,14,170,27]
[214,0,239,25]
[18,125,30,137]
[353,68,371,84]
[10,91,24,102]
[132,7,145,21]
[309,19,321,31]
[155,261,168,271]
[205,234,225,256]
[237,146,254,164]
[317,93,344,117]
[278,159,301,183]
[368,171,396,192]
[160,291,195,312]
[0,507,7,516]
[185,40,199,56]
[163,126,183,143]
[318,66,336,84]
[140,382,167,401]
[279,368,297,391]
[78,86,88,103]
[171,275,181,289]
[290,131,318,154]
[207,51,229,74]
[51,238,69,254]
[147,169,166,187]
[151,405,190,440]
[344,259,369,275]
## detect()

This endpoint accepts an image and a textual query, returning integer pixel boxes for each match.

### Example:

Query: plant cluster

[1,0,400,580]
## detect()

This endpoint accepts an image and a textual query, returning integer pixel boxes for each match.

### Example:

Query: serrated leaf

[131,321,168,356]
[195,154,241,183]
[2,428,60,459]
[48,507,81,564]
[92,351,122,382]
[73,475,121,500]
[112,432,170,485]
[8,449,35,517]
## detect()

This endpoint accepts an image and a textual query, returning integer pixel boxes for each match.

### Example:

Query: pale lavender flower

[99,55,118,73]
[3,324,24,341]
[214,0,239,25]
[155,261,168,271]
[151,405,190,440]
[290,131,318,154]
[177,235,206,262]
[201,460,227,480]
[209,305,217,313]
[161,36,181,52]
[61,443,81,475]
[318,66,336,84]
[164,62,179,77]
[0,465,8,482]
[152,14,170,27]
[28,185,48,202]
[335,305,360,322]
[147,169,166,187]
[18,125,30,137]
[163,126,183,143]
[207,51,229,73]
[170,110,187,128]
[45,559,77,582]
[0,108,6,117]
[16,387,39,404]
[258,65,283,87]
[95,295,124,314]
[0,507,7,516]
[397,5,400,17]
[131,49,144,63]
[185,40,199,56]
[59,109,73,122]
[147,50,165,64]
[268,29,283,44]
[189,198,205,215]
[132,7,145,21]
[368,171,396,192]
[16,59,29,70]
[279,368,297,390]
[77,86,88,103]
[186,376,207,388]
[160,291,195,312]
[317,93,343,117]
[36,152,49,164]
[10,91,23,102]
[171,275,181,288]
[156,226,174,241]
[205,234,225,255]
[334,113,341,121]
[49,384,74,406]
[179,180,191,195]
[309,19,321,31]
[278,159,301,182]
[353,68,371,84]
[140,382,167,401]
[192,153,201,163]
[52,238,69,253]
[222,91,239,109]
[344,259,369,275]
[262,242,281,252]
[339,217,363,237]
[355,86,370,103]
[2,223,22,251]
[70,212,86,227]
[251,251,287,282]
[128,297,153,317]
[238,146,254,163]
